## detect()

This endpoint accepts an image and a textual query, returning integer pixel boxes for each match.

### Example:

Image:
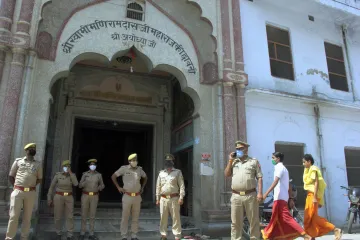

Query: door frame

[70,117,154,204]
[51,99,171,203]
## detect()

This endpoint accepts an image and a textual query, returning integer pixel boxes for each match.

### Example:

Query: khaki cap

[165,153,175,161]
[88,159,97,164]
[62,160,71,166]
[235,140,250,147]
[128,153,137,161]
[24,143,36,150]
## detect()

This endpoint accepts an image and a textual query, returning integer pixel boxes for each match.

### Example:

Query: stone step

[36,213,199,239]
[38,217,194,226]
[38,216,196,229]
[36,228,201,240]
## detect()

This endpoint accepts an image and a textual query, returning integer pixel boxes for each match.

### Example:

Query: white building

[241,0,360,226]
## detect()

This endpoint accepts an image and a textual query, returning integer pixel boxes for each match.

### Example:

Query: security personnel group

[5,143,186,240]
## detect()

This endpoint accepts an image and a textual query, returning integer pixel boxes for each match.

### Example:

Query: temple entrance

[71,118,153,206]
[40,46,198,216]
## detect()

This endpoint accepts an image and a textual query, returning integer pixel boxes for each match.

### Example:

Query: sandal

[334,228,343,240]
[303,234,312,240]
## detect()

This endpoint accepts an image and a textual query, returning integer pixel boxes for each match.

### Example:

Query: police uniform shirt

[79,171,105,192]
[114,165,146,193]
[9,157,43,187]
[47,172,79,200]
[156,168,185,201]
[231,156,263,191]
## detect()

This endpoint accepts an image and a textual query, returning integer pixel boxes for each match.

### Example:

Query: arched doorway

[41,48,196,214]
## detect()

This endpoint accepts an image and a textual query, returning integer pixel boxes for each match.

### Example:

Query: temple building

[0,0,359,238]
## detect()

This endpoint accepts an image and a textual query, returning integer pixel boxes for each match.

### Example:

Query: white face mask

[63,167,68,173]
[89,165,96,171]
[130,161,138,168]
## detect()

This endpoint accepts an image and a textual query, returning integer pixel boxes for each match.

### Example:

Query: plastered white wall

[245,91,360,225]
[240,0,360,103]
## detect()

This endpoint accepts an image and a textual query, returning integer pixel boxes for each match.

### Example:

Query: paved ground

[221,234,360,240]
[295,234,360,240]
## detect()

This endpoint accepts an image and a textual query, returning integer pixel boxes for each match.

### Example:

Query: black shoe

[67,237,74,240]
[122,238,127,240]
[131,238,139,240]
[78,235,85,240]
[89,235,99,240]
[56,235,62,240]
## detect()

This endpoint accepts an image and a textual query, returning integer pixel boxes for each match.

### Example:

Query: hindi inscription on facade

[61,20,197,74]
[111,33,157,48]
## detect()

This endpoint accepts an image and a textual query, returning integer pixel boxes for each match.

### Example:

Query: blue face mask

[236,150,244,158]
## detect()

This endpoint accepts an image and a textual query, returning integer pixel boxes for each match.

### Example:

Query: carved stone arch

[48,49,201,116]
[37,0,217,83]
[186,0,217,46]
[148,0,217,80]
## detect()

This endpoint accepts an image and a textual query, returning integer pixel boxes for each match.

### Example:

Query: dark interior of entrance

[71,118,153,207]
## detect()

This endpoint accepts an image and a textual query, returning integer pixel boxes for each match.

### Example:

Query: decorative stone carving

[72,99,162,116]
[226,72,247,84]
[203,62,218,84]
[36,32,53,60]
[0,0,16,31]
[16,0,36,34]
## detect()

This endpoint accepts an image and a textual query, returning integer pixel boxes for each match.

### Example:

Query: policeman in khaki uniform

[6,143,43,240]
[156,154,185,240]
[224,141,263,240]
[78,159,105,240]
[47,160,79,240]
[111,153,148,240]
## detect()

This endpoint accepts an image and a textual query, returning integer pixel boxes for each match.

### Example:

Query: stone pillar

[0,48,27,200]
[220,0,233,76]
[222,82,236,192]
[14,51,37,158]
[0,45,9,84]
[235,83,247,141]
[232,0,246,73]
[0,0,16,32]
[16,0,36,34]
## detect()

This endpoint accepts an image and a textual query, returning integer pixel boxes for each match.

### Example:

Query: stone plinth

[201,210,231,237]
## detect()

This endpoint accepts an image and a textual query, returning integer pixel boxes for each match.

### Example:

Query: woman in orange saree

[302,154,342,240]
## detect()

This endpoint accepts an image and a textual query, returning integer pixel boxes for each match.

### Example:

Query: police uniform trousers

[231,192,260,240]
[121,194,142,238]
[6,189,36,240]
[159,196,181,239]
[80,193,99,236]
[53,194,74,237]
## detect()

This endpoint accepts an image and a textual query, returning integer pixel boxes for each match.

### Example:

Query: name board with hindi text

[61,20,197,75]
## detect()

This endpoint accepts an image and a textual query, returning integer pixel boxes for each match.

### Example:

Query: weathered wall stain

[306,69,329,82]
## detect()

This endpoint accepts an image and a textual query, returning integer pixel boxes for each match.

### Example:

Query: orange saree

[304,192,334,237]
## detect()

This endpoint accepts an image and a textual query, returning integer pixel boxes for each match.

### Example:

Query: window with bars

[266,25,294,80]
[324,42,349,92]
[344,147,360,187]
[127,2,144,21]
[275,142,306,207]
